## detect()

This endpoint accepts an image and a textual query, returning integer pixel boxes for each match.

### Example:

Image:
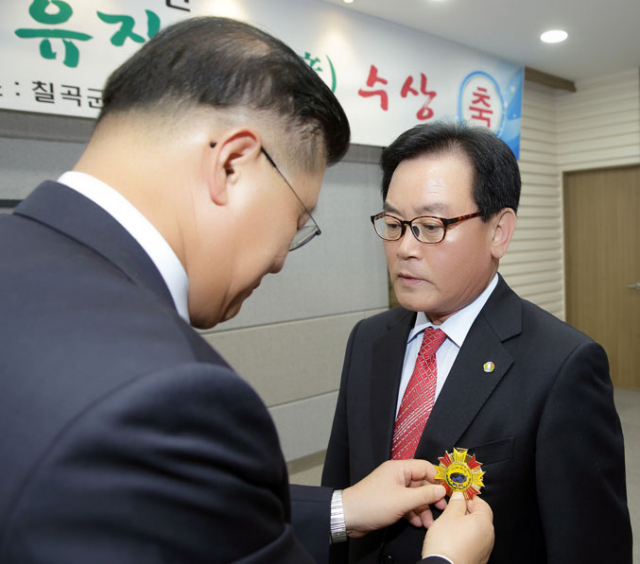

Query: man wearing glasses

[0,17,494,564]
[322,122,632,563]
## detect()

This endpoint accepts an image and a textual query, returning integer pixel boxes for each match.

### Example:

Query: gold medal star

[434,447,485,499]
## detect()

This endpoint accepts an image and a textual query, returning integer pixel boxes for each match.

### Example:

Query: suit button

[379,556,394,564]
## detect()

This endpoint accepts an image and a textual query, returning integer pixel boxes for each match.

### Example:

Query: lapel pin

[483,361,495,373]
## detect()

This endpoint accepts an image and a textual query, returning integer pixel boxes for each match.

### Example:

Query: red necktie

[392,327,447,460]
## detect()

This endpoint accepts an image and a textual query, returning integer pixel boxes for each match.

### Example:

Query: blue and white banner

[1,0,523,156]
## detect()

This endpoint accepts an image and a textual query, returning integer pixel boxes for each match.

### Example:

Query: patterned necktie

[392,327,447,460]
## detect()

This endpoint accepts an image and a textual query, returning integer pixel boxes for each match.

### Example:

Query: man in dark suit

[322,122,633,563]
[0,17,494,564]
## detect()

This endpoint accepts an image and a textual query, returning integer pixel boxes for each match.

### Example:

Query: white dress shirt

[58,171,190,323]
[395,274,499,416]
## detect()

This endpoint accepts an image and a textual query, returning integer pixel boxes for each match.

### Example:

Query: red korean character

[358,65,389,111]
[401,73,437,121]
[468,86,493,127]
[400,72,437,121]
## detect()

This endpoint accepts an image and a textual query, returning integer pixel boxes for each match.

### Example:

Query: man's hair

[98,17,350,167]
[380,121,520,219]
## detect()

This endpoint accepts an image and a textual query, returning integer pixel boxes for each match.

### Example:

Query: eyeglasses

[210,141,321,251]
[370,211,483,244]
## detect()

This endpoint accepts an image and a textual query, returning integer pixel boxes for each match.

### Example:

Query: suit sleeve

[289,484,332,563]
[1,363,314,564]
[536,341,632,563]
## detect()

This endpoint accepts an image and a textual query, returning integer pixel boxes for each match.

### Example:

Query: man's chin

[221,287,257,323]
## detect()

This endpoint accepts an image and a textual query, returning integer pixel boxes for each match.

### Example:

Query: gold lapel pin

[483,361,495,373]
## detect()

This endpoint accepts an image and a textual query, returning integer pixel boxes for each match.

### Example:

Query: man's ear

[205,127,262,206]
[490,208,517,260]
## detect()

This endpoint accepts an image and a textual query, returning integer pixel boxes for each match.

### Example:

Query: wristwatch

[330,489,347,543]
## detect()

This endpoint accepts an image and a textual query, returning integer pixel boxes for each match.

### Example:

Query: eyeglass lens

[373,215,446,244]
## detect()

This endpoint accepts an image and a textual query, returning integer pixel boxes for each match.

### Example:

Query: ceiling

[319,0,640,83]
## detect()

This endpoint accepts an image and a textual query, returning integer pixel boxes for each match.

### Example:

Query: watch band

[330,489,348,543]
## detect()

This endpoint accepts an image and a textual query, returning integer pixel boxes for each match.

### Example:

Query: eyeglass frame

[209,141,321,251]
[370,211,483,244]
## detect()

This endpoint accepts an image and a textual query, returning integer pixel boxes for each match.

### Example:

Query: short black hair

[380,121,520,219]
[99,17,350,167]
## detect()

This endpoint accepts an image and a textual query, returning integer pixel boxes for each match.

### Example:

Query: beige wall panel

[287,451,325,486]
[504,81,564,318]
[518,160,558,176]
[557,111,638,133]
[0,138,85,198]
[560,148,640,169]
[557,120,639,141]
[557,77,639,107]
[521,108,555,126]
[500,260,563,277]
[507,238,561,253]
[520,137,557,156]
[557,93,638,118]
[519,196,562,210]
[269,392,338,462]
[556,69,640,173]
[501,254,564,269]
[557,134,640,156]
[207,159,389,331]
[522,128,556,144]
[510,226,562,239]
[204,309,386,407]
[520,172,561,187]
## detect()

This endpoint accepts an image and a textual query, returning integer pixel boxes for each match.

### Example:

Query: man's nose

[396,225,422,257]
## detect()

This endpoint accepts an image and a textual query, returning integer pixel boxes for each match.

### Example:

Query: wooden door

[564,165,640,389]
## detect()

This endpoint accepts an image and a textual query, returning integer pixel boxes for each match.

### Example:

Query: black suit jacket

[322,276,632,564]
[0,182,334,563]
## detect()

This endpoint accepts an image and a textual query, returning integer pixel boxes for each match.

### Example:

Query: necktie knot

[419,327,447,359]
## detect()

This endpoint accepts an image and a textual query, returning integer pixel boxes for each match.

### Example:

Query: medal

[434,447,485,499]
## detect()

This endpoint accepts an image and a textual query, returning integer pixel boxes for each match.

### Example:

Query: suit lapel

[370,309,415,467]
[15,181,176,313]
[414,276,522,460]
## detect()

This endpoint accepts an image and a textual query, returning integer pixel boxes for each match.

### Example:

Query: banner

[1,0,523,156]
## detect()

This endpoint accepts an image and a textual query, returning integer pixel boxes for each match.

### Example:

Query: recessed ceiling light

[540,30,568,43]
[343,0,354,4]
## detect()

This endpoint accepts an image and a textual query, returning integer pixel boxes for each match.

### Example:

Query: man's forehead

[383,200,448,217]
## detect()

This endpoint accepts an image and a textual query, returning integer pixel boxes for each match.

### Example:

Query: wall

[500,80,565,319]
[556,69,640,172]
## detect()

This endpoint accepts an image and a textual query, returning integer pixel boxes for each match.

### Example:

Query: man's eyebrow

[383,202,400,214]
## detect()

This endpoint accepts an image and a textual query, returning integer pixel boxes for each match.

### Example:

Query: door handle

[628,282,640,291]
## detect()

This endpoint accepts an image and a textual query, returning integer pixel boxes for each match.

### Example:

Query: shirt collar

[408,273,499,347]
[58,171,190,323]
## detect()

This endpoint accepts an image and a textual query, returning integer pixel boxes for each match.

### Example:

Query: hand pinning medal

[434,447,485,499]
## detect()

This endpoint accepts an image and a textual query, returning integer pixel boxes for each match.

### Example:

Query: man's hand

[341,460,447,539]
[422,491,494,564]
